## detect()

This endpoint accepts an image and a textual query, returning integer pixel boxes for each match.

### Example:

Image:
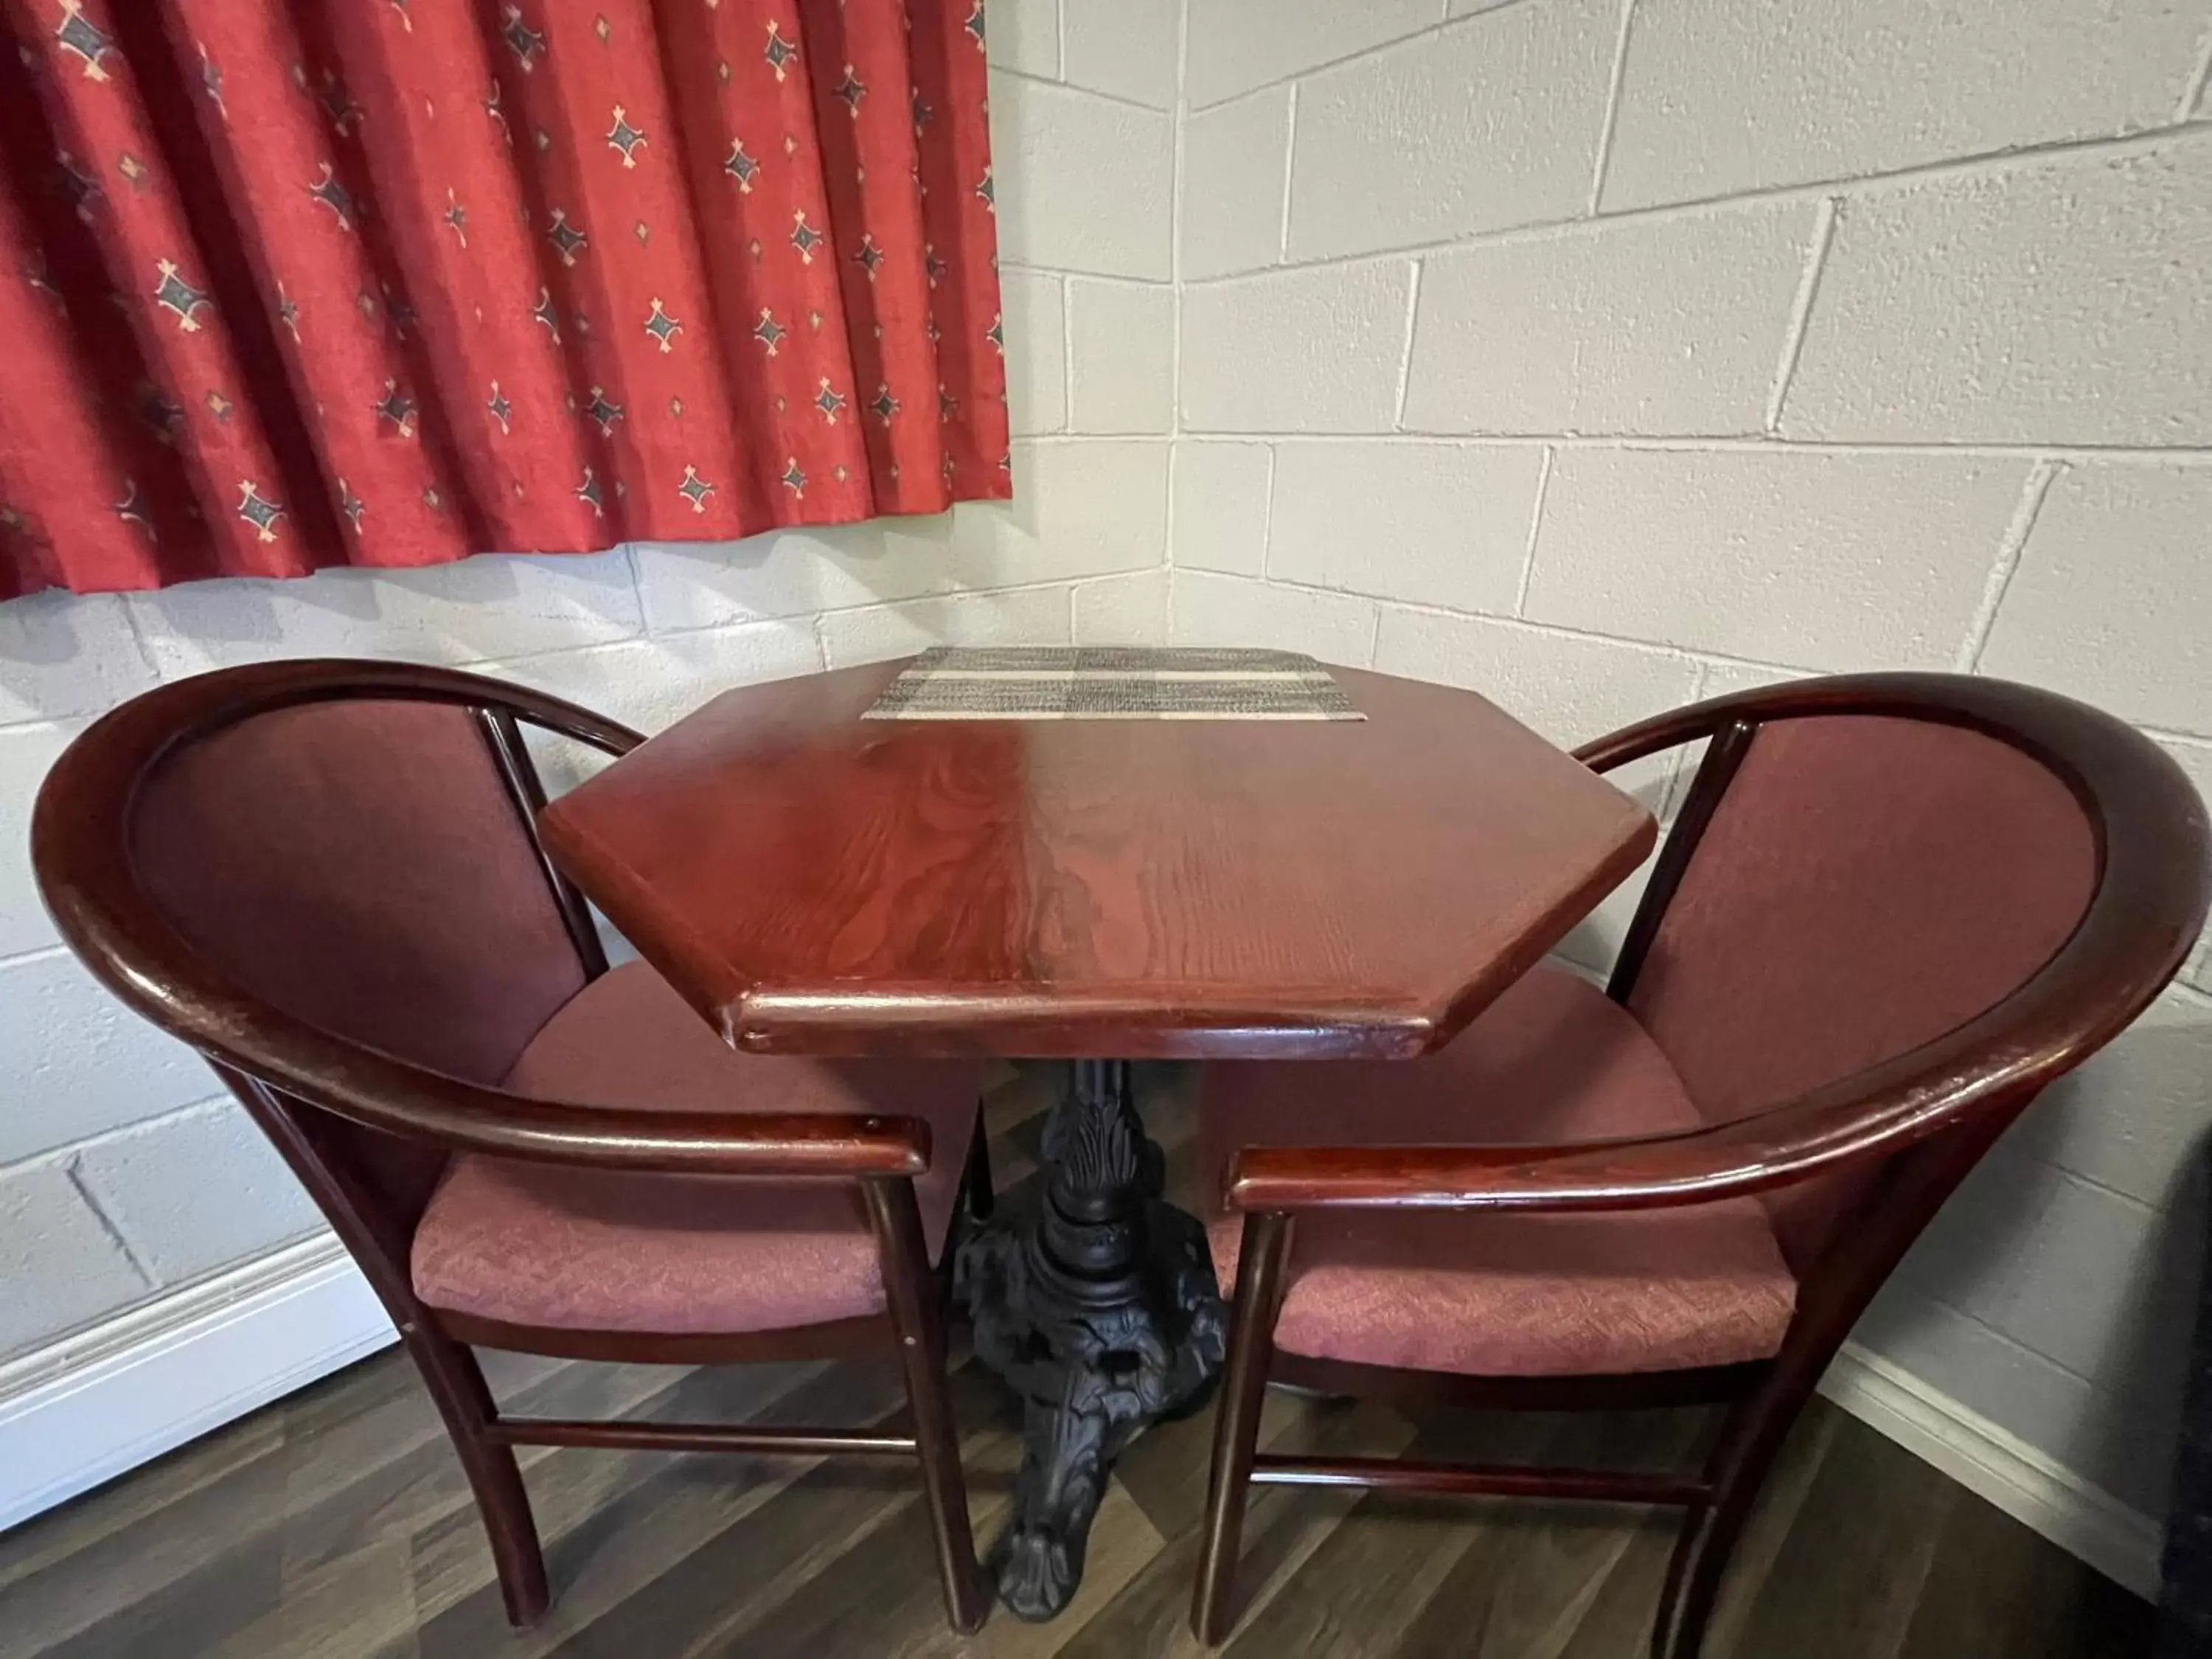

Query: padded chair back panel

[1628,715,2098,1268]
[128,698,585,1084]
[125,698,588,1231]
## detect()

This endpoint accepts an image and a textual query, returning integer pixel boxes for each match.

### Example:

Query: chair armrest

[1224,1068,2005,1215]
[231,1062,935,1180]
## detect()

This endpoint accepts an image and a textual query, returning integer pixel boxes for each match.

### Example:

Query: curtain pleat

[0,0,1009,599]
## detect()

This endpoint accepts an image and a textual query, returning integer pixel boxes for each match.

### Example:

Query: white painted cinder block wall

[1165,0,2212,1569]
[0,5,1176,1381]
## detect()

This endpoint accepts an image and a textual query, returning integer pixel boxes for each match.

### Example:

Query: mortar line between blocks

[0,1096,241,1180]
[1245,574,1842,677]
[1656,658,1714,821]
[1907,1291,2110,1389]
[1389,260,1424,430]
[992,67,1173,119]
[1161,431,2212,461]
[2178,15,2212,124]
[1276,82,1299,262]
[64,1157,161,1287]
[115,594,164,681]
[1588,0,1641,214]
[1512,445,1555,617]
[1259,445,1279,580]
[1059,276,1077,427]
[1181,122,2212,285]
[1955,459,2064,672]
[1051,0,1066,81]
[1169,0,1190,445]
[1184,0,1546,117]
[1765,196,1840,434]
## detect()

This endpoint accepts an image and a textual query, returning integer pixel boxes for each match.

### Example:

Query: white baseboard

[0,1241,2166,1604]
[0,1235,394,1533]
[1820,1340,2164,1600]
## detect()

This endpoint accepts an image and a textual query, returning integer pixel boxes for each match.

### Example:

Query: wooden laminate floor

[1,1071,2157,1658]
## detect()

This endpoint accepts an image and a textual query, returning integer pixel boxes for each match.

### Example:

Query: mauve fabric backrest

[1627,715,2098,1270]
[127,699,586,1086]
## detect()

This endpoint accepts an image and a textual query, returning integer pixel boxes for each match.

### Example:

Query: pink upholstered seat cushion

[410,961,982,1335]
[1202,967,1797,1377]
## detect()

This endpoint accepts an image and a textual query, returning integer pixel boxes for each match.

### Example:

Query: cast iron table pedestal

[955,1059,1227,1621]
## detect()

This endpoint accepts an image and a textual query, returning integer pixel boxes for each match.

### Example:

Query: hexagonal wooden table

[537,658,1655,1621]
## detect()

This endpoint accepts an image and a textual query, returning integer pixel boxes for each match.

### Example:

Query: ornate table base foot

[955,1061,1227,1621]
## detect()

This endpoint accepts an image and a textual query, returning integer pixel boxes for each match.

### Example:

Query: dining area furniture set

[30,647,2211,1658]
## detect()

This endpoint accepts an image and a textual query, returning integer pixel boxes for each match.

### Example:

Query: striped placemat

[861,647,1365,720]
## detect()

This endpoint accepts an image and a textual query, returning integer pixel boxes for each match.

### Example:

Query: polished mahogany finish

[31,659,991,1637]
[535,661,1657,1060]
[1248,1457,1711,1505]
[1192,672,2212,1658]
[483,1419,922,1458]
[529,658,1657,1622]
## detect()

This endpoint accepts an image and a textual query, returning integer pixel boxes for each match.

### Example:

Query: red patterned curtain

[0,0,1008,599]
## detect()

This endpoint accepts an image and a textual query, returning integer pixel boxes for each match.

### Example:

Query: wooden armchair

[1191,672,2211,1657]
[31,658,992,1633]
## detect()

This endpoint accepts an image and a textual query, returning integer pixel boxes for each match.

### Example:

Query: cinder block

[1170,571,1377,667]
[1526,450,2028,669]
[1287,0,1617,260]
[1371,605,1702,765]
[72,1104,324,1287]
[486,624,823,745]
[0,953,215,1166]
[1267,442,1543,616]
[987,0,1060,79]
[990,73,1173,280]
[129,549,641,675]
[1978,465,2212,734]
[1063,0,1179,109]
[1180,88,1293,281]
[1180,260,1416,434]
[1604,0,2209,210]
[0,1166,150,1360]
[1072,570,1170,644]
[0,594,155,726]
[1001,269,1068,437]
[818,585,1073,665]
[1171,442,1273,576]
[2006,988,2212,1215]
[1186,0,1439,108]
[1900,1148,2175,1402]
[1402,201,1823,436]
[1068,281,1175,434]
[1781,139,2212,445]
[634,522,948,633]
[949,441,1169,587]
[0,721,80,956]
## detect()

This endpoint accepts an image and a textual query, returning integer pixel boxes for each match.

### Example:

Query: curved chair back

[33,659,644,1245]
[1579,673,2210,1276]
[34,659,990,1634]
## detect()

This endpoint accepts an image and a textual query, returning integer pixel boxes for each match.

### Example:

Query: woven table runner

[861,647,1364,720]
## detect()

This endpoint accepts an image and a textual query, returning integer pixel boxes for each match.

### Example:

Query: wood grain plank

[1723,1416,1959,1659]
[0,1347,2158,1659]
[1893,1478,2158,1659]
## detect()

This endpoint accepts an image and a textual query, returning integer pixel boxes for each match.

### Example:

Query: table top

[538,660,1655,1060]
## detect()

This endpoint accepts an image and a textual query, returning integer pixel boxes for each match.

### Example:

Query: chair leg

[1192,1211,1292,1646]
[1651,1384,1809,1659]
[408,1326,549,1626]
[866,1178,990,1633]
